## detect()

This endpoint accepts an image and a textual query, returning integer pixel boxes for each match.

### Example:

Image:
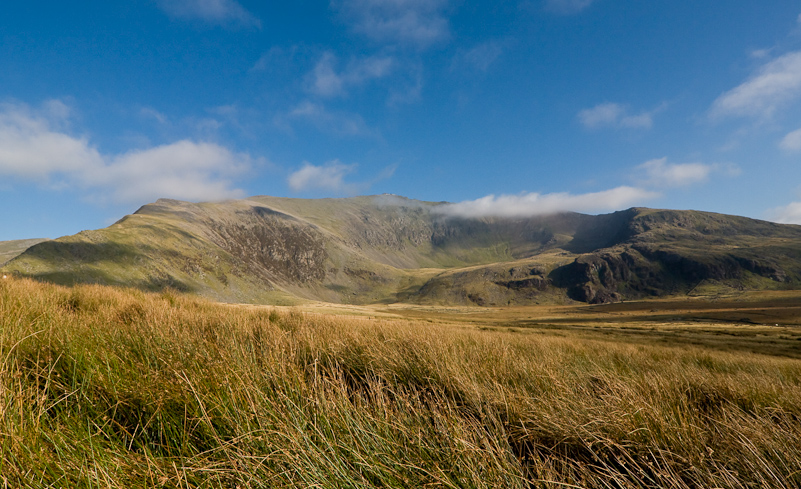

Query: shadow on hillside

[561,209,637,254]
[15,240,192,293]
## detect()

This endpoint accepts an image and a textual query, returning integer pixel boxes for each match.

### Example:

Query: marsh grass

[1,277,800,488]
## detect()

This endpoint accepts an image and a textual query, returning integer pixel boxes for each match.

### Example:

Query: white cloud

[435,186,658,218]
[334,0,450,48]
[766,201,801,225]
[638,158,707,187]
[307,52,394,97]
[710,51,801,119]
[158,0,260,28]
[0,102,104,180]
[88,141,249,203]
[578,102,654,129]
[780,128,801,151]
[287,160,358,193]
[286,160,395,195]
[544,0,596,14]
[636,157,740,188]
[0,101,251,204]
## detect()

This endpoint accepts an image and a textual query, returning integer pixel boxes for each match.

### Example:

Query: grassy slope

[2,276,801,488]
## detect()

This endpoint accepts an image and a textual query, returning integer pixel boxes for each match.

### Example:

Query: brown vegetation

[1,276,800,487]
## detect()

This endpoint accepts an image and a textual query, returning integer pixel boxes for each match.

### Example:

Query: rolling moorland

[1,277,801,488]
[3,195,801,306]
[3,196,801,487]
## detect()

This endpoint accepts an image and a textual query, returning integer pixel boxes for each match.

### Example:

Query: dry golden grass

[1,276,801,488]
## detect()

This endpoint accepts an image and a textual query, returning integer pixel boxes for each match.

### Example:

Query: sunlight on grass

[1,276,800,487]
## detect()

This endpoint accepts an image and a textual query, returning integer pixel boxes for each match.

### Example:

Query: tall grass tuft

[1,276,800,487]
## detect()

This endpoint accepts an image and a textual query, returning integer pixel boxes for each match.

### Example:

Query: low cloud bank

[435,186,658,219]
[0,101,251,204]
[766,201,801,225]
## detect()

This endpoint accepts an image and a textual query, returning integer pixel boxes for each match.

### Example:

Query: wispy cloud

[452,41,505,72]
[636,157,740,188]
[750,48,773,60]
[435,187,657,218]
[250,46,301,73]
[140,107,169,124]
[334,0,450,48]
[307,52,395,97]
[387,62,423,106]
[544,0,596,15]
[0,101,251,204]
[780,127,801,151]
[710,51,801,120]
[309,53,344,97]
[285,101,374,137]
[157,0,261,28]
[578,102,656,129]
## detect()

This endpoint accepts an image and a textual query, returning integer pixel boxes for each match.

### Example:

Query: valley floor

[275,289,801,359]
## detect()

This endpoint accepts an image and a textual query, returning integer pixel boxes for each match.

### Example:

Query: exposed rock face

[5,197,801,305]
[205,206,328,284]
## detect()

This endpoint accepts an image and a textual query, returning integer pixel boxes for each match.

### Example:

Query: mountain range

[3,195,801,305]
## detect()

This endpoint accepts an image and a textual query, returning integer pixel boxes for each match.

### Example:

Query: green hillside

[5,196,801,305]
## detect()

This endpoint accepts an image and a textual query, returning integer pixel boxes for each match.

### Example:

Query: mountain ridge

[4,195,801,305]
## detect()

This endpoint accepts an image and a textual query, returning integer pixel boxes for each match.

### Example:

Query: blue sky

[2,1,801,240]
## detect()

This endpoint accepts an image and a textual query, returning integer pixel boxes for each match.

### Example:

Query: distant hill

[4,196,801,305]
[0,238,48,266]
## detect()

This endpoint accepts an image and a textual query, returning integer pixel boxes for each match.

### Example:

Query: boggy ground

[2,277,801,488]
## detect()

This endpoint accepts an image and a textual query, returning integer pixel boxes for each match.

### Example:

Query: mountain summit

[5,196,801,305]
